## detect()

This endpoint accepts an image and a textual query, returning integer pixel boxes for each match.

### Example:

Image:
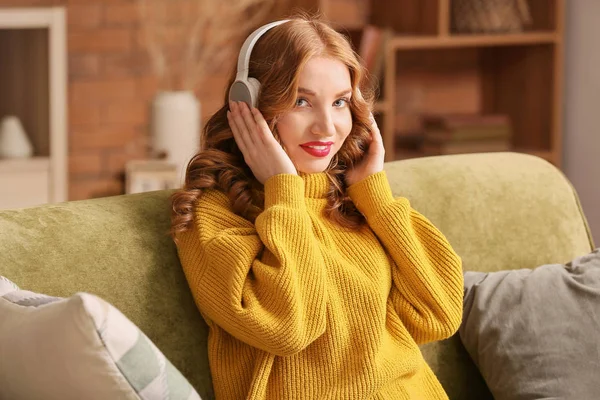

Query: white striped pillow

[0,276,201,400]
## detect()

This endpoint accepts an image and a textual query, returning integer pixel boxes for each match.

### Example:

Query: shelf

[0,157,50,173]
[0,7,62,29]
[0,6,67,209]
[390,32,559,50]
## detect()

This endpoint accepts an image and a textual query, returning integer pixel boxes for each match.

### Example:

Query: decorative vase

[150,91,201,184]
[0,116,34,159]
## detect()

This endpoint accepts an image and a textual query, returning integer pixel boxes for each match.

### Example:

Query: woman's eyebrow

[298,87,352,97]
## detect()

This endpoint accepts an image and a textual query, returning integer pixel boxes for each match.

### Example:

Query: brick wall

[1,0,235,200]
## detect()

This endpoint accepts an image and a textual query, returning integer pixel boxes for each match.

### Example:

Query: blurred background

[0,0,597,238]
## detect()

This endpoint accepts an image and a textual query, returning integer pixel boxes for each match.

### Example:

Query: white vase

[0,116,34,159]
[151,91,201,184]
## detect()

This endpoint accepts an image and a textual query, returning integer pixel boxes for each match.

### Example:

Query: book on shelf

[422,113,511,130]
[421,113,512,145]
[358,25,392,82]
[425,125,512,142]
[422,138,512,155]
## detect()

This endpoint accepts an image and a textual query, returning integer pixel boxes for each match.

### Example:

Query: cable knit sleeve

[347,171,463,344]
[175,174,327,356]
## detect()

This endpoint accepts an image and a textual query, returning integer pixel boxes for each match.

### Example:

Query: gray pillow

[459,249,600,400]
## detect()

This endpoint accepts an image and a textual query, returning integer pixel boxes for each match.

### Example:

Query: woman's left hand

[345,113,385,186]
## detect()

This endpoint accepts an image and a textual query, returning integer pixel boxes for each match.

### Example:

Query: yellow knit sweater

[176,171,464,400]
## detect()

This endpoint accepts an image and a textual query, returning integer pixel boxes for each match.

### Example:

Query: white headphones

[228,19,290,108]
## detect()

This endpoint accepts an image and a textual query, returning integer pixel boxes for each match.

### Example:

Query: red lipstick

[299,141,333,157]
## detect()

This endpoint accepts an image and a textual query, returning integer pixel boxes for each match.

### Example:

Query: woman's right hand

[227,100,297,184]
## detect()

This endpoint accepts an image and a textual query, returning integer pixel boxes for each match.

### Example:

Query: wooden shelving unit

[294,0,565,167]
[0,7,67,209]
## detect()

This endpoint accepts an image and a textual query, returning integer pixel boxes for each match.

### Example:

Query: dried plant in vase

[139,0,276,91]
[137,0,276,184]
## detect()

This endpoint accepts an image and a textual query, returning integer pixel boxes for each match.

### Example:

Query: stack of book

[420,114,512,155]
[358,25,393,82]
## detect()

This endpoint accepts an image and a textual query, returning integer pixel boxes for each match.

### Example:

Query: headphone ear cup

[247,77,261,108]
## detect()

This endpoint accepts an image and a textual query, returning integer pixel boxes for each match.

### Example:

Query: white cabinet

[0,7,67,210]
[0,158,49,209]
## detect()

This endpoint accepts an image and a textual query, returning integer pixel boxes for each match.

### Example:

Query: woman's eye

[295,98,309,107]
[333,98,349,107]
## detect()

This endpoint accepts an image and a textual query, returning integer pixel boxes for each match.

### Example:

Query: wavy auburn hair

[170,14,376,237]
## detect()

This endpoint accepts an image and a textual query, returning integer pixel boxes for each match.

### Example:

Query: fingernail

[229,100,233,110]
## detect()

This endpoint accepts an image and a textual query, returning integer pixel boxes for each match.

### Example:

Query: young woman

[171,15,464,400]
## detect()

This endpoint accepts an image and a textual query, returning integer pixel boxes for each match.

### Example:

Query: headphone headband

[235,19,290,81]
[229,19,290,108]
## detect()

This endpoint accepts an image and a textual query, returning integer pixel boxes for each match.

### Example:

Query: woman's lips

[299,143,332,157]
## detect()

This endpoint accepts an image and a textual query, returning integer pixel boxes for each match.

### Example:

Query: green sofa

[0,152,595,399]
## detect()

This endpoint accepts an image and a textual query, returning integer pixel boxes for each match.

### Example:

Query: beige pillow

[0,276,201,400]
[459,249,600,400]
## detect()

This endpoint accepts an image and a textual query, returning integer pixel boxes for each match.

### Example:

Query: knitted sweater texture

[176,171,464,399]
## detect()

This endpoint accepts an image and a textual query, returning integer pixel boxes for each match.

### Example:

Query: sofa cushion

[459,249,600,400]
[0,277,202,400]
[0,275,19,295]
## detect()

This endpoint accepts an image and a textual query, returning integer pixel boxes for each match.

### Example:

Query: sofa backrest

[0,152,593,399]
[0,188,215,398]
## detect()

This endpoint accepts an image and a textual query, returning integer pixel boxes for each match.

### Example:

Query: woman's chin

[296,161,330,174]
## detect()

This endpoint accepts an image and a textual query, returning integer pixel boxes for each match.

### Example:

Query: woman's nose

[310,110,336,137]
